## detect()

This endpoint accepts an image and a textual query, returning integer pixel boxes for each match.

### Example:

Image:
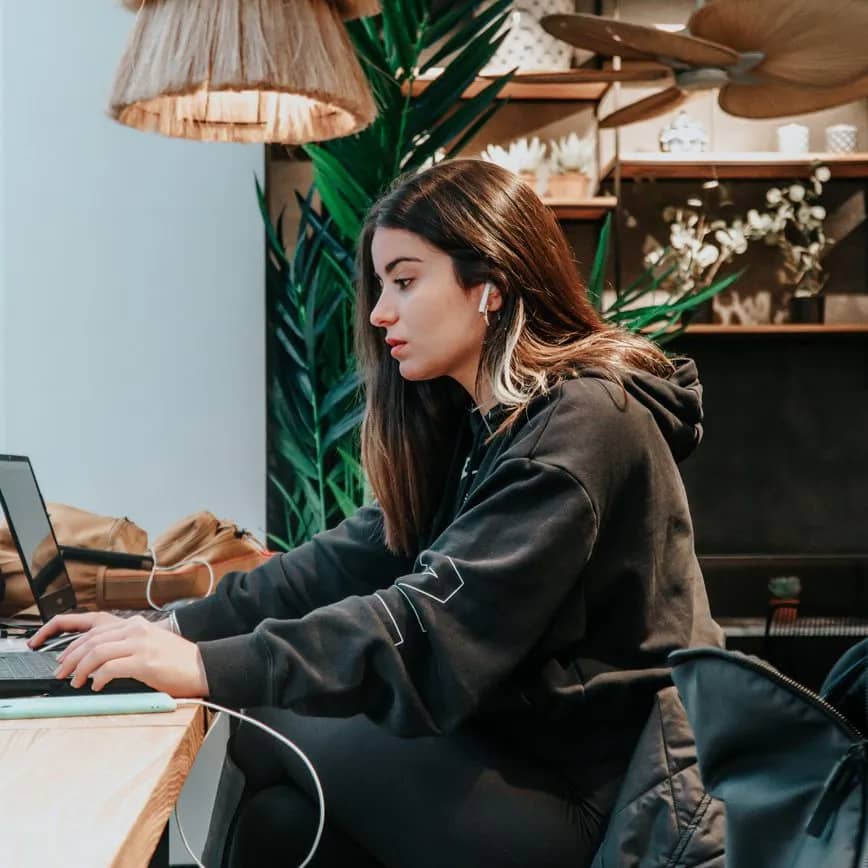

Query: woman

[30,159,723,867]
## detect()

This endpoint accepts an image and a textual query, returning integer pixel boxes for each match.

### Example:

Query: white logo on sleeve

[375,553,466,645]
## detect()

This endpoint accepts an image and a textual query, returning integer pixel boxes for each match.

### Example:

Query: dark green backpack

[670,640,867,868]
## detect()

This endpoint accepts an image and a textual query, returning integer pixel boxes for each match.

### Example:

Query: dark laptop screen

[0,457,74,599]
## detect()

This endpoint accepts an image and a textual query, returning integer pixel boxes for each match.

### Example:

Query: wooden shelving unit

[684,324,868,335]
[601,152,868,180]
[407,77,610,102]
[544,196,617,220]
[648,324,868,336]
[700,553,868,566]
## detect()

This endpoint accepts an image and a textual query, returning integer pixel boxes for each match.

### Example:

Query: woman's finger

[90,657,142,693]
[67,640,134,690]
[27,613,112,648]
[56,618,135,663]
[54,626,130,680]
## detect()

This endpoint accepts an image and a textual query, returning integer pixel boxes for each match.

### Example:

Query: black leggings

[218,708,617,868]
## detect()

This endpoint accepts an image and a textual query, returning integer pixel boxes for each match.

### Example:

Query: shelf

[699,553,868,566]
[717,616,868,639]
[677,324,868,335]
[545,196,617,220]
[640,323,868,337]
[602,152,868,180]
[406,77,609,102]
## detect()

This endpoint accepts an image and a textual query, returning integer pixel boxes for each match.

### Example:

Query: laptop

[0,454,159,696]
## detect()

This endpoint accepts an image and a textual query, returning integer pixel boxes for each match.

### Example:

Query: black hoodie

[177,358,723,770]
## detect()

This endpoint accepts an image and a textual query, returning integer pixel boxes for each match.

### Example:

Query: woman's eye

[395,278,413,289]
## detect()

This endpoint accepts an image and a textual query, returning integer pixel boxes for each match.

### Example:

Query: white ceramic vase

[485,0,574,73]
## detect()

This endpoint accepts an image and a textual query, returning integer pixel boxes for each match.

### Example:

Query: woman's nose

[370,293,397,328]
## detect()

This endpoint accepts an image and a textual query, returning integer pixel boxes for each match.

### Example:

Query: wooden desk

[0,703,205,867]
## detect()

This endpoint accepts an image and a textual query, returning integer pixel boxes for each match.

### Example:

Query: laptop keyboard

[0,651,61,680]
[110,608,166,622]
[69,607,166,622]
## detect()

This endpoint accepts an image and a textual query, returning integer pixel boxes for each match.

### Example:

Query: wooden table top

[0,703,205,867]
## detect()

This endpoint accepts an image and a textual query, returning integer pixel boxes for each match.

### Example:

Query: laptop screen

[0,457,74,600]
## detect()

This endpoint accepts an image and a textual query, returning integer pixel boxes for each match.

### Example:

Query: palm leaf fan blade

[540,13,737,68]
[720,75,868,119]
[541,14,669,61]
[481,67,671,84]
[599,86,689,129]
[688,0,868,88]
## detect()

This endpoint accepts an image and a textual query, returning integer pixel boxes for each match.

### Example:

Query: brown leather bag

[0,504,271,616]
[100,511,271,611]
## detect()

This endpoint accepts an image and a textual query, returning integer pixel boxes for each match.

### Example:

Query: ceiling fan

[531,0,868,128]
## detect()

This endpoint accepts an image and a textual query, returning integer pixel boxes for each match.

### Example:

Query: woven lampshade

[111,0,379,144]
[120,0,380,19]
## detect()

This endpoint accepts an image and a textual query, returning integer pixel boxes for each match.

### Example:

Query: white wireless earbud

[479,282,492,325]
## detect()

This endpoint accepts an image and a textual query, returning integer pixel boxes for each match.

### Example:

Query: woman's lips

[389,341,408,357]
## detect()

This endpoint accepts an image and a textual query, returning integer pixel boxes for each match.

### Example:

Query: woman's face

[369,228,501,396]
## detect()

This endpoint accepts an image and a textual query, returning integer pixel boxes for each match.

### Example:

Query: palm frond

[266,1,603,549]
[587,214,612,311]
[408,16,510,142]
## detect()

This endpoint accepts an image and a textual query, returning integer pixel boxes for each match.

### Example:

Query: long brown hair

[355,159,675,556]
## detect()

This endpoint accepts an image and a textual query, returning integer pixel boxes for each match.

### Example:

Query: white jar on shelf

[825,124,858,154]
[776,123,810,154]
[483,0,574,74]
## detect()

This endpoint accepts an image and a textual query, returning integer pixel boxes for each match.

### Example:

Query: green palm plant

[264,5,746,551]
[265,0,515,550]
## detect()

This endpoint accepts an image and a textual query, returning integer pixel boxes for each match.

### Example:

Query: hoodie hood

[622,357,704,463]
[475,358,705,463]
[578,357,704,463]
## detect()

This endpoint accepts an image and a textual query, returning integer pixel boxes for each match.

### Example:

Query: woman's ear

[487,284,503,312]
[479,281,503,313]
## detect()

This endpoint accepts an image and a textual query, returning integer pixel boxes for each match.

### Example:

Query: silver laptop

[0,455,159,695]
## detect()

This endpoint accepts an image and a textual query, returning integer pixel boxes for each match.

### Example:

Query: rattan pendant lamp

[110,0,379,143]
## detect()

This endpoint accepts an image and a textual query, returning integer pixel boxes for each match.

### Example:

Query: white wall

[0,3,265,863]
[0,5,5,451]
[0,3,265,539]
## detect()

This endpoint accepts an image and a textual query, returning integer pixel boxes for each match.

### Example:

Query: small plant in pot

[480,136,548,195]
[546,132,595,200]
[763,575,803,663]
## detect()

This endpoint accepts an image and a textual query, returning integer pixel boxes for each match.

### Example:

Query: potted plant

[588,215,745,344]
[764,575,802,661]
[546,132,595,200]
[480,136,549,195]
[644,204,750,324]
[743,164,833,323]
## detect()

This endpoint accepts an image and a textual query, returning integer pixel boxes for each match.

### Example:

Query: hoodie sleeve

[195,457,599,735]
[175,504,411,643]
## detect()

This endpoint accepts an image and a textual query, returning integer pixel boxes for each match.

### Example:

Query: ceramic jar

[485,0,574,73]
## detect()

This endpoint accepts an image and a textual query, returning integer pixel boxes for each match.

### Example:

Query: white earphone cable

[143,528,269,614]
[172,699,325,868]
[144,547,215,613]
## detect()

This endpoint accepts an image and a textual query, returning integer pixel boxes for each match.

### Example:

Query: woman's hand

[27,612,209,697]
